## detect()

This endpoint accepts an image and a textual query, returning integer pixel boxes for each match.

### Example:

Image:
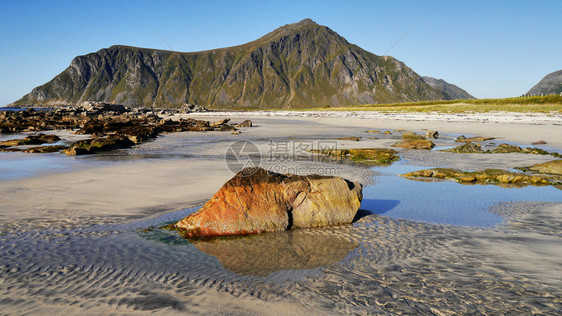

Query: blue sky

[1,0,561,105]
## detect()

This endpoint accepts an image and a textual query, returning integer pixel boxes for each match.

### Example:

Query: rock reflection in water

[190,227,358,276]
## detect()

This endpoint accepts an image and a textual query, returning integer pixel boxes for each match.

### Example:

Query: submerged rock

[23,145,68,153]
[0,133,60,147]
[401,168,562,186]
[336,136,361,141]
[309,148,399,164]
[173,167,363,237]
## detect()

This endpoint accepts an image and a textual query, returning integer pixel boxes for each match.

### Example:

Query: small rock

[532,140,547,145]
[336,137,361,141]
[455,136,495,143]
[442,142,483,153]
[426,130,439,139]
[235,120,252,128]
[392,132,435,150]
[491,143,522,153]
[210,119,230,127]
[519,160,562,175]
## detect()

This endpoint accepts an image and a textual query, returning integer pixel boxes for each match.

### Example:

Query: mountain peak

[14,20,449,108]
[295,18,317,26]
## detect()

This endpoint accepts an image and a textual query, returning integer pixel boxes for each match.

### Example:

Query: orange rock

[174,167,363,237]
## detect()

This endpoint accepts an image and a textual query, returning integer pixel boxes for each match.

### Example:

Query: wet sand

[0,112,561,314]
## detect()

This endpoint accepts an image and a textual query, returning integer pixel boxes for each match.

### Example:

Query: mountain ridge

[422,76,474,100]
[526,70,562,96]
[14,19,451,108]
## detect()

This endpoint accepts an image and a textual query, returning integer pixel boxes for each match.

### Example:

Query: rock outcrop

[0,107,237,155]
[401,168,562,186]
[173,167,363,237]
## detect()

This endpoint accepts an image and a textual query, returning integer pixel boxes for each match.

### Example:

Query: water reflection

[190,227,358,276]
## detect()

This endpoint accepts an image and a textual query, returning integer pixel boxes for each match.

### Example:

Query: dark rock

[0,133,60,147]
[23,145,68,153]
[532,140,547,145]
[64,136,135,156]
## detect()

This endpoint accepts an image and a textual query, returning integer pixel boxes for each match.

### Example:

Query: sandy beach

[1,111,561,315]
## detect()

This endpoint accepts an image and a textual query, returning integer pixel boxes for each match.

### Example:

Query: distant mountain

[526,70,562,96]
[14,19,449,108]
[422,76,474,100]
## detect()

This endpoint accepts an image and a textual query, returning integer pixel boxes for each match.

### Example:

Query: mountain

[14,19,449,108]
[525,70,562,96]
[422,76,474,100]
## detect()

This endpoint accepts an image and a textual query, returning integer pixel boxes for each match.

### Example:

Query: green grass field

[293,95,562,113]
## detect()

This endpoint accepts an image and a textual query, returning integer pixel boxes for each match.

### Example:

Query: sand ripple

[1,202,561,314]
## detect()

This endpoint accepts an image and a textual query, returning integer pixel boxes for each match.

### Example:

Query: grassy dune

[298,95,562,113]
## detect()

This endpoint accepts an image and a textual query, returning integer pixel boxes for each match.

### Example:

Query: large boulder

[173,167,363,237]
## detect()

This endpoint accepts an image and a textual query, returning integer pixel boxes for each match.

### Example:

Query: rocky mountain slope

[422,76,474,100]
[15,19,450,108]
[526,70,562,96]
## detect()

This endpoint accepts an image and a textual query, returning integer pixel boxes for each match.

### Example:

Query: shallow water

[362,162,562,227]
[1,128,561,314]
